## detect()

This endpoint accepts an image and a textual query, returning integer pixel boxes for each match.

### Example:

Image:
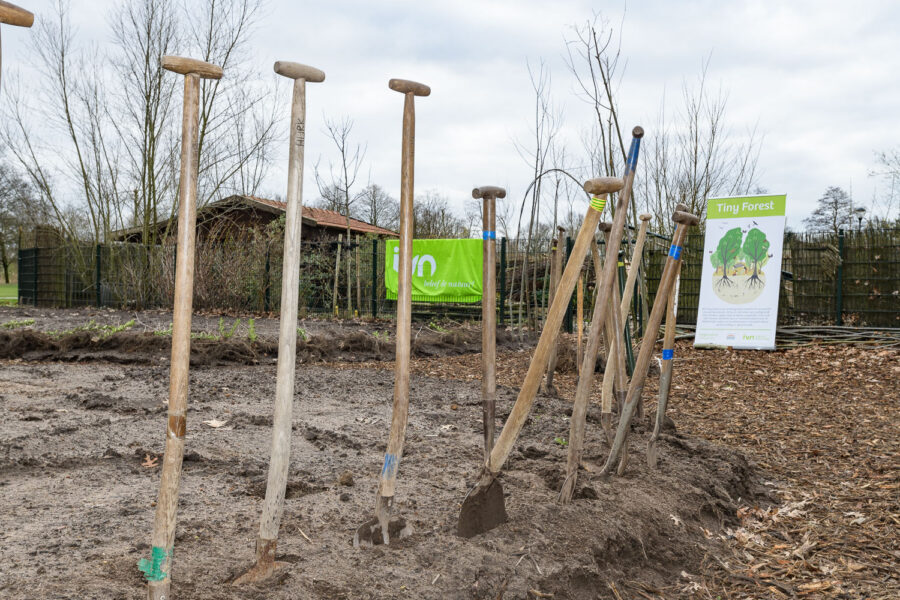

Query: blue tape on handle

[668,245,683,260]
[624,137,642,175]
[662,349,674,360]
[482,230,496,240]
[381,453,398,478]
[623,138,636,176]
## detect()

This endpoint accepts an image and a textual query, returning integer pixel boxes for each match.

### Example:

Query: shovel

[457,175,625,538]
[474,186,506,467]
[233,61,325,585]
[647,259,681,468]
[556,127,644,504]
[354,78,429,547]
[598,208,699,478]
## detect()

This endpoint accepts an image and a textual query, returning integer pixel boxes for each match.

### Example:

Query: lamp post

[854,207,866,232]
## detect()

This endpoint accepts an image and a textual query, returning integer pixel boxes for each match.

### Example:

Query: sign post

[695,194,787,350]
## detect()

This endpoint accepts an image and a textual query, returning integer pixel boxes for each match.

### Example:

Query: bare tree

[1,1,126,245]
[803,186,853,234]
[315,116,367,313]
[109,0,178,245]
[565,15,633,224]
[0,164,48,282]
[356,183,398,230]
[870,149,900,224]
[638,58,762,234]
[1,0,278,249]
[188,0,279,206]
[413,191,466,238]
[512,60,560,328]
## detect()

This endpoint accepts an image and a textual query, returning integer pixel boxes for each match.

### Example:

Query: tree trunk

[0,233,9,284]
[333,234,343,314]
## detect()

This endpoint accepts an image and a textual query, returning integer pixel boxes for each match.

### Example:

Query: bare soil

[1,307,896,599]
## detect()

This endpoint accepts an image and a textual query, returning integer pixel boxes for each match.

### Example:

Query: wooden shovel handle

[162,55,223,79]
[378,85,421,498]
[389,78,430,96]
[273,61,325,82]
[0,1,33,27]
[486,184,619,478]
[600,214,697,476]
[473,186,506,199]
[481,192,498,466]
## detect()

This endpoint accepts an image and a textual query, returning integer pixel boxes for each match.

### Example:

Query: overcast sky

[4,0,899,230]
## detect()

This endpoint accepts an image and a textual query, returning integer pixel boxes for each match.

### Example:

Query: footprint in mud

[302,424,363,451]
[245,476,325,499]
[82,394,118,410]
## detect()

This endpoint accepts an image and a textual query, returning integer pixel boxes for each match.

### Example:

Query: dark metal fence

[642,228,900,328]
[16,227,900,328]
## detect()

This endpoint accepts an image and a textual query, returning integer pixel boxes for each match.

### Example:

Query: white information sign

[695,194,787,350]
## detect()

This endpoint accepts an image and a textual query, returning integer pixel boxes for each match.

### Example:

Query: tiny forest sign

[695,194,787,350]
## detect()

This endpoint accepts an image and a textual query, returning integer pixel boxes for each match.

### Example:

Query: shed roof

[236,195,397,236]
[112,194,397,241]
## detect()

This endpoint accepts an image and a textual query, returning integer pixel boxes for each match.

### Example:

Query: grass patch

[0,283,16,306]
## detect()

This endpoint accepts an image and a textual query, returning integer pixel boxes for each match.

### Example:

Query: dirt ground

[0,307,897,599]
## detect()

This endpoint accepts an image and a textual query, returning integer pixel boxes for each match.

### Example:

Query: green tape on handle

[138,546,171,582]
[590,196,606,212]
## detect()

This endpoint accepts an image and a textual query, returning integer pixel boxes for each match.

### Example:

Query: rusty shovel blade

[353,516,412,548]
[456,478,507,538]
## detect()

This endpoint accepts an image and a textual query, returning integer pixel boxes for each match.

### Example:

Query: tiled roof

[240,195,396,236]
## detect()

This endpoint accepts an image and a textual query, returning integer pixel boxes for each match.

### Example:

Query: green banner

[707,195,787,219]
[385,239,483,303]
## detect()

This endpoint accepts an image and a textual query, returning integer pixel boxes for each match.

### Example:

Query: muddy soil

[0,306,536,366]
[0,306,534,349]
[0,346,764,599]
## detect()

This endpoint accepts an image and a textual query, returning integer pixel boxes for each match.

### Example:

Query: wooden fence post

[499,237,507,326]
[95,244,102,307]
[371,238,378,319]
[564,236,574,333]
[264,245,271,313]
[835,229,844,325]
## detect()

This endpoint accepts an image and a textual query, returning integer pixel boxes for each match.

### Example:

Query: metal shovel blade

[456,479,507,538]
[353,516,412,548]
[232,538,287,585]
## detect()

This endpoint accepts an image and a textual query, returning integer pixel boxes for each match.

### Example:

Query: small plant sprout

[1,318,35,329]
[47,319,134,339]
[219,318,241,340]
[247,318,257,342]
[554,437,568,447]
[296,327,309,342]
[428,320,447,333]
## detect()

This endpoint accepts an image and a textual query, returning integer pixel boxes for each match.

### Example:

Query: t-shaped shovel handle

[389,78,431,96]
[274,61,325,82]
[0,1,33,27]
[161,55,223,79]
[472,186,506,200]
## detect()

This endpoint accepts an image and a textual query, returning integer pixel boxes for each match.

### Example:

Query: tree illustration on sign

[711,227,743,288]
[741,228,770,289]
